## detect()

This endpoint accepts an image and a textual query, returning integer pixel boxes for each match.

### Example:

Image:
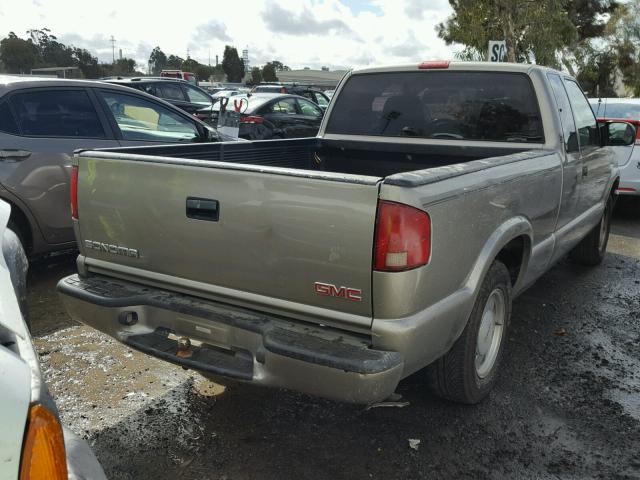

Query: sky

[0,0,460,72]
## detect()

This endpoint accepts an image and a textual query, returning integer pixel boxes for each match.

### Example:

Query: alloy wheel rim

[475,288,506,379]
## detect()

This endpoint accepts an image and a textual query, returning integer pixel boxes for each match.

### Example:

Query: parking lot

[27,203,640,480]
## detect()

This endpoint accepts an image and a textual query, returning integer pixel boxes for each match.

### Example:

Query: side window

[266,98,298,115]
[547,74,579,153]
[313,92,329,108]
[183,85,211,105]
[9,89,105,138]
[564,80,600,149]
[0,101,19,135]
[138,83,159,97]
[98,90,200,143]
[297,99,322,117]
[159,83,186,101]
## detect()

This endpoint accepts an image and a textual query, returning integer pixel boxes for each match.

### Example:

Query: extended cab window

[326,71,544,143]
[563,80,600,149]
[98,90,200,142]
[547,74,579,153]
[9,89,105,138]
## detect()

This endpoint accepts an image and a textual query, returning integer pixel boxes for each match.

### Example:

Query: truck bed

[104,137,532,178]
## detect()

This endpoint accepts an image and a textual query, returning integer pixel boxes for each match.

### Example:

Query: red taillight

[374,201,431,272]
[418,60,450,69]
[617,187,636,193]
[70,165,78,219]
[241,115,264,124]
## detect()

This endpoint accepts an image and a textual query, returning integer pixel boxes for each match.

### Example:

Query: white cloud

[0,0,459,72]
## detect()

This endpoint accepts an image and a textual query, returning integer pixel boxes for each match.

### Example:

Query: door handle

[0,149,31,160]
[582,164,589,177]
[186,197,219,221]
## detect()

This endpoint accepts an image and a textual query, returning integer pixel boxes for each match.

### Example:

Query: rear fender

[462,216,533,312]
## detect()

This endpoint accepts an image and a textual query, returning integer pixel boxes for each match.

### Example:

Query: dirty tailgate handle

[186,197,219,221]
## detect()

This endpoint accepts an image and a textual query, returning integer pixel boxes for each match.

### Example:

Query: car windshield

[326,71,544,142]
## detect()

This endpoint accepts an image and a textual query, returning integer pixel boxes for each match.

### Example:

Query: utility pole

[110,36,116,64]
[187,48,190,59]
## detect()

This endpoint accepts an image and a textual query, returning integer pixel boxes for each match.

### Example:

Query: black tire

[570,195,613,266]
[427,261,512,404]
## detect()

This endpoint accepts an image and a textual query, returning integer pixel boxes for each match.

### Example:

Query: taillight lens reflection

[374,201,431,272]
[70,165,78,219]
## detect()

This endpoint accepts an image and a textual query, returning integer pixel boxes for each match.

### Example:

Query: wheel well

[496,235,529,287]
[611,177,620,196]
[4,199,33,254]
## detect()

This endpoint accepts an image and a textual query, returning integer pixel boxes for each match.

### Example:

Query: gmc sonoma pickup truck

[58,62,635,404]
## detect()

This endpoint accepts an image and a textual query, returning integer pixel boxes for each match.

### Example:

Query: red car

[160,70,197,84]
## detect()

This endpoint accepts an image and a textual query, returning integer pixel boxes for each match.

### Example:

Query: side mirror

[604,121,636,147]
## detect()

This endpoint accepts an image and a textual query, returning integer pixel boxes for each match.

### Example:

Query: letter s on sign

[314,282,362,302]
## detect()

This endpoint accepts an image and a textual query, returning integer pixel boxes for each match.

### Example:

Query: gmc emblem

[314,282,362,302]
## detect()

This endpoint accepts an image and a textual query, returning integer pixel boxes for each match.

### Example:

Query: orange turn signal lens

[19,404,68,480]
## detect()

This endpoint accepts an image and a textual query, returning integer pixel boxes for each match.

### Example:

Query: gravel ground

[27,203,640,480]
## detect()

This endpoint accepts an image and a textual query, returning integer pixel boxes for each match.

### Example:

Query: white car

[590,98,640,197]
[0,200,107,480]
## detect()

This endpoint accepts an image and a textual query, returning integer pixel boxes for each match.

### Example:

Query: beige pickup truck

[58,62,634,404]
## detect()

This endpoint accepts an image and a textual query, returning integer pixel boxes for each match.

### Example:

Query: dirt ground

[27,203,640,480]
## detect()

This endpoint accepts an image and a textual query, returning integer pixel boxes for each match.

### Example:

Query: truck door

[547,74,582,231]
[562,79,613,213]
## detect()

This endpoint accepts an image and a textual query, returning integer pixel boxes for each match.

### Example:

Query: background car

[251,83,331,111]
[590,98,640,198]
[216,92,324,140]
[0,200,107,480]
[106,76,216,121]
[0,75,233,259]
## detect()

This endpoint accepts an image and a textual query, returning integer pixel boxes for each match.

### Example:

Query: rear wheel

[427,261,512,404]
[570,194,613,266]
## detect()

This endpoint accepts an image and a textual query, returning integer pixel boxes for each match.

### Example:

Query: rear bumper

[57,274,403,404]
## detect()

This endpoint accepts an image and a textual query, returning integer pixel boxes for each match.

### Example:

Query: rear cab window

[8,89,105,138]
[326,71,544,143]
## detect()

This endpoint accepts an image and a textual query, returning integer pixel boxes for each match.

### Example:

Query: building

[242,48,250,72]
[276,69,348,88]
[30,66,80,78]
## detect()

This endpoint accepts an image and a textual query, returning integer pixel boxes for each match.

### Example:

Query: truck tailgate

[74,152,381,327]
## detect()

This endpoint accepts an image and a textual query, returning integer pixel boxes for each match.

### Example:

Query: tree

[438,0,575,66]
[74,47,104,78]
[166,54,184,69]
[0,32,38,73]
[109,58,137,76]
[607,0,640,95]
[221,46,244,82]
[261,62,278,82]
[28,28,75,67]
[271,60,290,71]
[250,66,262,84]
[148,46,167,75]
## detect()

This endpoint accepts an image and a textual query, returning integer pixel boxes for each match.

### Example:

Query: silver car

[0,75,230,258]
[590,98,640,197]
[0,200,107,480]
